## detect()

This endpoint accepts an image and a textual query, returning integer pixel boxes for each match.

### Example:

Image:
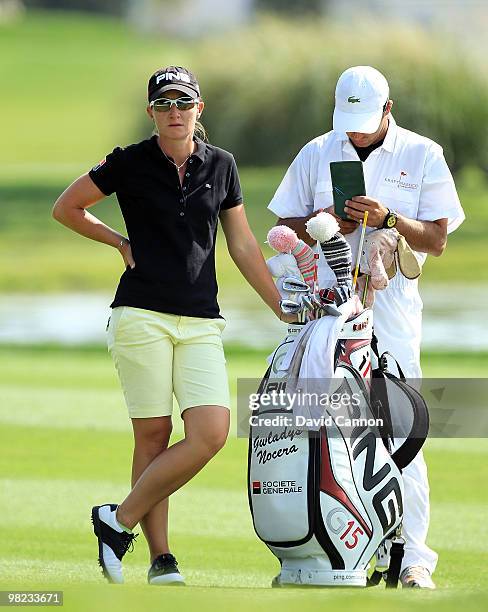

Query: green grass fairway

[0,345,487,611]
[0,11,188,165]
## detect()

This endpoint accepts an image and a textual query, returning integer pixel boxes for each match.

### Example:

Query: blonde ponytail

[194,120,208,142]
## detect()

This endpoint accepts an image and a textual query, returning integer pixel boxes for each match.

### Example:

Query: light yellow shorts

[107,306,229,418]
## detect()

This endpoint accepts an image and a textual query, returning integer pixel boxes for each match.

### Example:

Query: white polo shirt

[268,115,465,376]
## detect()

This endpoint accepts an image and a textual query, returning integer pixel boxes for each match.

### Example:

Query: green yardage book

[330,161,366,220]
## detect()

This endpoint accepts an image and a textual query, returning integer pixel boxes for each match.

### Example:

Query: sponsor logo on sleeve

[92,158,106,172]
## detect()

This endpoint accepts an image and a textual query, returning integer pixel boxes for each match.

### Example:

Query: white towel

[281,300,359,429]
[277,320,315,372]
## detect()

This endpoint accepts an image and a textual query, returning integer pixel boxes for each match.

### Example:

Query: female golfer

[53,66,293,585]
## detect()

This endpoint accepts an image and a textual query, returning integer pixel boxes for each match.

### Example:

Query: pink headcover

[267,226,299,253]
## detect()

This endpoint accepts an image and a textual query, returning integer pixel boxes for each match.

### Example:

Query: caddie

[267,65,465,589]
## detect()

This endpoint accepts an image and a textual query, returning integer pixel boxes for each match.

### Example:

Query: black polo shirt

[89,136,243,318]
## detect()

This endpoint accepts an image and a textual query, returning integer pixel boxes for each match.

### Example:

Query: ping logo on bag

[351,431,403,535]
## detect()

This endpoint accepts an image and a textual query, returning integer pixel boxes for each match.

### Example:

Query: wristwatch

[381,209,398,229]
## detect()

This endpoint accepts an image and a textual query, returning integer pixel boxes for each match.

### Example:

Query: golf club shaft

[361,275,369,306]
[352,211,368,291]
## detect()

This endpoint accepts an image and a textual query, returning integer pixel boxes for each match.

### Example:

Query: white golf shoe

[91,504,138,584]
[400,565,436,589]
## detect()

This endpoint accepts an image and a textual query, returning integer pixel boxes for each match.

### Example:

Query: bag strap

[366,570,384,587]
[366,532,405,588]
[385,537,405,589]
[369,373,394,451]
[371,333,406,381]
[380,351,406,381]
[371,332,380,360]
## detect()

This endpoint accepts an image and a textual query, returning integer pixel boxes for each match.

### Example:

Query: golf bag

[247,308,429,588]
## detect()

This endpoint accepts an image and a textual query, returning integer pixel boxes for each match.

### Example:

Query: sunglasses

[151,97,198,112]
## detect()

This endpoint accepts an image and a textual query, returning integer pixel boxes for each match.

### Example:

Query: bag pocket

[371,350,429,470]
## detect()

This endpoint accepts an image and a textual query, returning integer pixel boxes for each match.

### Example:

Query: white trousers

[373,280,438,574]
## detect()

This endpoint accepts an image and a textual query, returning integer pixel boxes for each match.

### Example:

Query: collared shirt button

[180,211,185,216]
[179,198,184,203]
[189,159,193,164]
[185,172,190,177]
[183,186,187,191]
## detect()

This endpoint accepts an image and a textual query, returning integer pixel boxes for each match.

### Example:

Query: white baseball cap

[333,66,389,134]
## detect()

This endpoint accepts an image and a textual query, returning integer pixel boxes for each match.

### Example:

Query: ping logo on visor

[156,72,191,85]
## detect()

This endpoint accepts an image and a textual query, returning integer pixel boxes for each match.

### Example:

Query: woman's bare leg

[131,416,172,562]
[117,405,229,530]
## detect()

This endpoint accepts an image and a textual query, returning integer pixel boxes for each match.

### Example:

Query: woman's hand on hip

[118,238,136,269]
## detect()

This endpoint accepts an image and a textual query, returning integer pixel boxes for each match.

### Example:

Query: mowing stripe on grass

[1,479,252,539]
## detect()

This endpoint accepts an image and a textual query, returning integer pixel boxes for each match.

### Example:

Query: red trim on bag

[320,430,372,537]
[338,339,370,366]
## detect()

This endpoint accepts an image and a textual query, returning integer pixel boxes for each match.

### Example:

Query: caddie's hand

[344,196,388,228]
[324,205,359,235]
[118,238,135,269]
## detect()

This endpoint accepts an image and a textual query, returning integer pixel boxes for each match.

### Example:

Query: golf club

[279,299,302,314]
[281,276,310,293]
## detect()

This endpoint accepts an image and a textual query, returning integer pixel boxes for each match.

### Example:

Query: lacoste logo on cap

[348,96,361,103]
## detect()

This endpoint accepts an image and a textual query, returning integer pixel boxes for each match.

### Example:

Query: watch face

[386,214,397,228]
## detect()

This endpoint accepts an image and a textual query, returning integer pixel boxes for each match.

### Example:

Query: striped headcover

[320,233,352,296]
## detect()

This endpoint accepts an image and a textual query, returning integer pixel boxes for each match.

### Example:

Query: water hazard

[0,286,486,350]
